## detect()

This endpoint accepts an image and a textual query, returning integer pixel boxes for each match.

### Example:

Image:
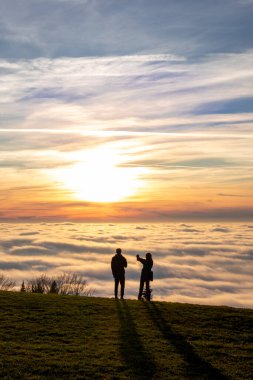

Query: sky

[1,0,253,221]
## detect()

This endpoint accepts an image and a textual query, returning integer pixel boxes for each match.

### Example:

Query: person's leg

[146,280,151,301]
[120,275,125,299]
[138,277,144,299]
[114,277,119,298]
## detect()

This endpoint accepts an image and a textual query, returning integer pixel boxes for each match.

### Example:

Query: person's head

[116,248,122,255]
[146,252,152,260]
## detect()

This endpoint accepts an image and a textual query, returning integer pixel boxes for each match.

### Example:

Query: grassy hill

[0,291,252,379]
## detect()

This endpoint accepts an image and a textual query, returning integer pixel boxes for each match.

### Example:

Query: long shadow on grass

[146,302,228,380]
[115,300,156,379]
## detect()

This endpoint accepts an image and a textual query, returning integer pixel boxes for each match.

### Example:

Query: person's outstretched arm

[136,255,145,264]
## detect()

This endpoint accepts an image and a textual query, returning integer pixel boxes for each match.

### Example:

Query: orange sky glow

[1,124,253,221]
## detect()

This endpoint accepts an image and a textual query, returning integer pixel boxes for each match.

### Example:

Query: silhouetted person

[111,248,127,299]
[137,252,153,301]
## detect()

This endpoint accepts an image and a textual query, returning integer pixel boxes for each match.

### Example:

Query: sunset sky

[1,0,253,221]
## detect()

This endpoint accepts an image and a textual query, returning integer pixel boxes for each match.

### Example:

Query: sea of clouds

[0,222,252,309]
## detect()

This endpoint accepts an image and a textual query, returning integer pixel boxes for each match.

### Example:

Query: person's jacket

[138,257,153,281]
[111,254,127,277]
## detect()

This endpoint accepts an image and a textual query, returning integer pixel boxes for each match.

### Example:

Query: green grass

[0,291,252,379]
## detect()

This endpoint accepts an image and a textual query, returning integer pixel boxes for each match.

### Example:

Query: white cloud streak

[0,53,252,130]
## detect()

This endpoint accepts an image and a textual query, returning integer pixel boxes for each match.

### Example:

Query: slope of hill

[0,291,252,379]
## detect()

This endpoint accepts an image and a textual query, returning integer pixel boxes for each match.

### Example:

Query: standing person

[111,248,127,299]
[137,252,153,301]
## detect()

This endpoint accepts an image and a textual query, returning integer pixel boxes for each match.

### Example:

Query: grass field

[0,291,252,379]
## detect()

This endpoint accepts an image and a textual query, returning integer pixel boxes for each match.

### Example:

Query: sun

[54,148,147,202]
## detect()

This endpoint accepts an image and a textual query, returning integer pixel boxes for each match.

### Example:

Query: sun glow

[54,148,148,202]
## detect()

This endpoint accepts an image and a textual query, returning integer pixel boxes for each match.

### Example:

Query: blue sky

[1,0,253,58]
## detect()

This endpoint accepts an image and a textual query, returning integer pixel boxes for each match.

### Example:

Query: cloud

[2,239,110,256]
[19,232,40,236]
[0,259,58,271]
[0,52,253,132]
[179,228,202,233]
[9,247,52,256]
[0,222,253,309]
[0,238,34,250]
[211,227,231,233]
[218,193,253,198]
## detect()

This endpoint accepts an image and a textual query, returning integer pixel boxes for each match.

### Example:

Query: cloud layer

[0,222,252,308]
